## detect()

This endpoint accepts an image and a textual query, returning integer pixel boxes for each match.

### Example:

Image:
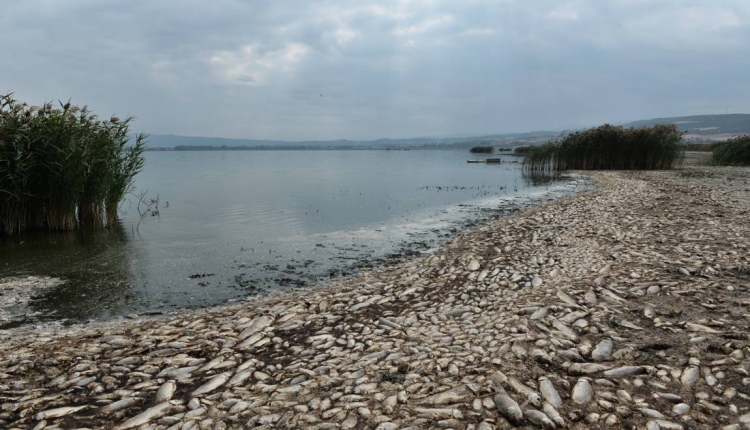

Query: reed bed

[523,124,684,174]
[711,136,750,166]
[0,94,145,236]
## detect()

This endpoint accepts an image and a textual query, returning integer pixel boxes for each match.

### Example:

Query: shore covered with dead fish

[1,166,750,430]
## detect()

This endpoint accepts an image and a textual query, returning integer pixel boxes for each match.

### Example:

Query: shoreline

[1,167,749,429]
[0,173,593,331]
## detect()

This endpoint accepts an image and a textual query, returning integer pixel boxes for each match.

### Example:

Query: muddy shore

[1,167,749,430]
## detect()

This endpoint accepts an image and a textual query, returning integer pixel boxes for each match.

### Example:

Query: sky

[2,0,749,141]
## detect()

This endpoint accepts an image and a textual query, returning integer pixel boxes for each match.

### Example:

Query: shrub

[470,146,493,153]
[711,136,750,166]
[523,124,684,173]
[513,146,533,155]
[0,93,145,236]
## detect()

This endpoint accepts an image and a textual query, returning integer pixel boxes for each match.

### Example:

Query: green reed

[523,124,684,173]
[0,93,145,236]
[711,136,750,166]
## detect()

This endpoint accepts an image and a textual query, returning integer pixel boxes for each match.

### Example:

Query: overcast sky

[2,1,748,140]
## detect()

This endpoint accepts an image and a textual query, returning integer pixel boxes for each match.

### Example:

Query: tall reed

[711,136,750,166]
[523,124,684,173]
[0,94,145,236]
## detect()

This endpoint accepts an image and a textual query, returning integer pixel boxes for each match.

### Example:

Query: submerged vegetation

[711,136,750,166]
[0,94,145,236]
[469,146,493,153]
[523,124,684,174]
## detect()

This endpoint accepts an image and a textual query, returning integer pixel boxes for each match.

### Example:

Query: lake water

[0,150,587,328]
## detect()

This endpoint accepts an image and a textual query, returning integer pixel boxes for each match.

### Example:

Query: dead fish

[155,380,176,403]
[681,366,700,387]
[530,308,548,320]
[543,401,565,427]
[524,408,556,429]
[114,401,172,429]
[508,377,541,407]
[227,369,253,387]
[237,332,265,350]
[551,319,578,341]
[584,291,597,304]
[572,378,593,404]
[490,371,509,391]
[531,348,552,364]
[35,405,88,420]
[236,359,255,372]
[603,366,645,378]
[116,356,142,366]
[685,322,721,334]
[644,306,655,318]
[192,372,231,396]
[238,315,274,339]
[556,290,577,306]
[568,363,612,375]
[538,377,562,408]
[494,393,523,424]
[158,365,199,379]
[229,401,250,414]
[99,397,141,414]
[420,386,470,405]
[198,356,225,373]
[591,338,613,362]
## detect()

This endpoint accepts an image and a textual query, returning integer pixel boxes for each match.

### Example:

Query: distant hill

[137,114,750,150]
[622,114,750,141]
[140,131,558,150]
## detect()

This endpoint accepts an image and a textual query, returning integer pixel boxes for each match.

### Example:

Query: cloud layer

[2,0,748,140]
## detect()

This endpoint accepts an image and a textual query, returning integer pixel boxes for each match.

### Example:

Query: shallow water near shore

[0,150,587,328]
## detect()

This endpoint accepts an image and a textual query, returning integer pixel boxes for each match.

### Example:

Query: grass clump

[523,124,684,174]
[0,93,145,236]
[513,145,533,155]
[711,136,750,166]
[470,146,493,153]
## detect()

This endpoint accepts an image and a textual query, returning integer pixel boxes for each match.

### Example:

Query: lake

[0,150,587,328]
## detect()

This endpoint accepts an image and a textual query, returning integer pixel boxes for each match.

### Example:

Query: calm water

[0,150,584,327]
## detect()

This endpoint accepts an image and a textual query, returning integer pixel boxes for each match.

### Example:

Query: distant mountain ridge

[621,114,750,141]
[140,131,558,149]
[139,113,750,149]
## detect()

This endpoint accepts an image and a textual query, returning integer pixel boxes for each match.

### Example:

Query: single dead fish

[35,405,88,420]
[572,378,593,404]
[99,397,142,415]
[155,380,176,403]
[508,377,541,407]
[538,377,562,408]
[543,401,565,427]
[192,372,231,396]
[114,402,172,429]
[524,408,556,430]
[227,369,253,387]
[494,393,523,424]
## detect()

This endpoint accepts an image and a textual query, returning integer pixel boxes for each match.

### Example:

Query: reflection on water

[0,150,586,327]
[0,222,136,327]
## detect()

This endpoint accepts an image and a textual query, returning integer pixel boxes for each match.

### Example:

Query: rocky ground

[1,167,749,430]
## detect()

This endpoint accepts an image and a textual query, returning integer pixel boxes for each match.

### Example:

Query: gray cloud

[1,0,748,140]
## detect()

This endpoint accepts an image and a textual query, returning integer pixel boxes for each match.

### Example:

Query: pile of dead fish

[1,166,749,430]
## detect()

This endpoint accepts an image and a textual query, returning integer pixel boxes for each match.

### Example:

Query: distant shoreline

[145,146,522,152]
